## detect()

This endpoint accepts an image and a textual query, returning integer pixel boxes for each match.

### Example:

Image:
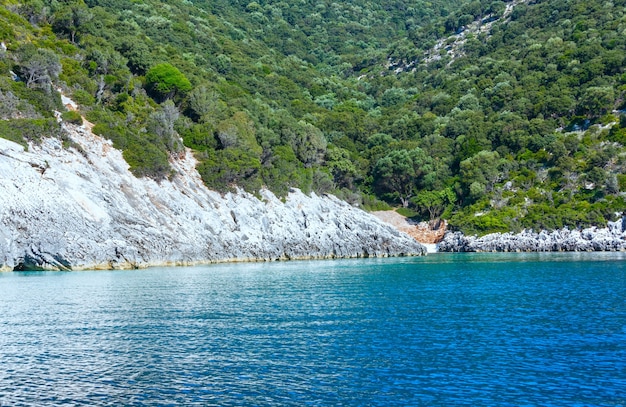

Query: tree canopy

[145,63,192,101]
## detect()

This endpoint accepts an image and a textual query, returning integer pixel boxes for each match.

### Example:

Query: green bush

[71,89,95,107]
[198,148,262,192]
[61,110,83,125]
[9,82,62,117]
[362,194,393,211]
[123,139,171,180]
[0,118,60,147]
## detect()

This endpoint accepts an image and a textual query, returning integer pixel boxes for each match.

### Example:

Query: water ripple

[1,254,625,406]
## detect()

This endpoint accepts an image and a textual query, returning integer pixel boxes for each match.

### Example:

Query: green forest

[1,0,625,234]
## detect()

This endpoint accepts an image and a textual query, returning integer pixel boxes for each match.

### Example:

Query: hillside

[0,111,425,270]
[1,0,625,235]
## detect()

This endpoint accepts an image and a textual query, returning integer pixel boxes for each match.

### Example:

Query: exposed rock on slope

[439,221,626,252]
[388,0,530,73]
[371,211,446,253]
[0,121,425,271]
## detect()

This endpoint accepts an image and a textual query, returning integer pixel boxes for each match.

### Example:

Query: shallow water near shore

[1,253,625,406]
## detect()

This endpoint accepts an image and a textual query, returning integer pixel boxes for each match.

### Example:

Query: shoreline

[438,219,626,252]
[2,251,420,273]
[372,210,626,253]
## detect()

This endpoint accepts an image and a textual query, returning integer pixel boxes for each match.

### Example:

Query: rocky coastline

[438,220,626,252]
[0,120,425,271]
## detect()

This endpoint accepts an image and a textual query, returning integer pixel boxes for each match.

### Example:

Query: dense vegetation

[1,0,625,234]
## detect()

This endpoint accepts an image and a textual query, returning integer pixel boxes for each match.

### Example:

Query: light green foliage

[148,100,182,153]
[61,110,83,125]
[122,140,171,180]
[411,188,456,220]
[325,146,359,189]
[88,107,172,179]
[0,118,60,147]
[215,54,232,74]
[460,151,506,200]
[145,63,192,101]
[187,85,224,122]
[216,111,262,156]
[579,87,615,117]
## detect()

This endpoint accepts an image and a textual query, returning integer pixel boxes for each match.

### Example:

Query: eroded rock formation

[0,121,425,271]
[439,221,626,252]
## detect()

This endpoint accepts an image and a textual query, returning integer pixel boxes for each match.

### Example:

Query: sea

[1,252,625,406]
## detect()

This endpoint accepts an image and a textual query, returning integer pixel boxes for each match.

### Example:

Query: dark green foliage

[373,148,434,207]
[88,108,172,178]
[197,148,262,193]
[260,145,307,197]
[122,140,171,180]
[0,118,61,147]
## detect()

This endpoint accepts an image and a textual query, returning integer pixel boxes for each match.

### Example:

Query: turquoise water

[1,253,625,406]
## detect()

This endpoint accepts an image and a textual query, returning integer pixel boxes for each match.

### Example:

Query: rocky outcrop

[0,121,425,271]
[439,221,626,252]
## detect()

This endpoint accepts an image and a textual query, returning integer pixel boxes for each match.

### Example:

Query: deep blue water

[1,252,625,406]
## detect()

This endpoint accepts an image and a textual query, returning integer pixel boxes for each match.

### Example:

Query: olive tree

[373,148,433,207]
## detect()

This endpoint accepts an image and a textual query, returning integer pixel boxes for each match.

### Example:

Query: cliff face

[0,121,425,271]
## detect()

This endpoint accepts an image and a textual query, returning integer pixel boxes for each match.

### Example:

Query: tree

[116,40,153,74]
[145,63,192,102]
[579,86,615,117]
[326,146,359,189]
[373,148,433,207]
[411,188,456,220]
[460,150,505,200]
[216,111,262,156]
[187,86,224,122]
[215,54,232,74]
[52,0,92,43]
[15,46,62,92]
[290,121,327,167]
[198,148,262,192]
[148,100,182,153]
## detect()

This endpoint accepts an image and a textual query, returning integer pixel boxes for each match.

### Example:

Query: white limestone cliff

[0,119,425,271]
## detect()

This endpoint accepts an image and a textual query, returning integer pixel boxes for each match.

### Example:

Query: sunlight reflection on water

[1,253,625,406]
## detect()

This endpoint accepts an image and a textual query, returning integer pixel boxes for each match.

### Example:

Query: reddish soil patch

[372,211,446,244]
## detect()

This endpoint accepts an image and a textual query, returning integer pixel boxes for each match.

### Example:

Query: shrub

[0,118,60,147]
[123,139,171,180]
[61,110,83,125]
[71,89,95,106]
